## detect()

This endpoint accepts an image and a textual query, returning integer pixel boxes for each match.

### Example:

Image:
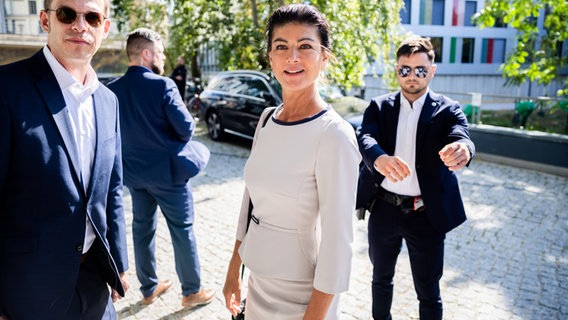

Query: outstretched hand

[439,142,471,171]
[373,155,411,182]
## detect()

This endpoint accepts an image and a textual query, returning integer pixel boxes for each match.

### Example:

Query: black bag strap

[261,107,276,128]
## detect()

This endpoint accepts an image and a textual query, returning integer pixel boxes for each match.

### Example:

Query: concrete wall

[469,124,568,177]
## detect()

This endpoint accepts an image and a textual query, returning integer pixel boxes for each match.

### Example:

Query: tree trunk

[251,0,259,29]
[190,52,201,79]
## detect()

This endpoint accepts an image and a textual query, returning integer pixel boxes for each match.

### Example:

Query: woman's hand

[223,241,244,316]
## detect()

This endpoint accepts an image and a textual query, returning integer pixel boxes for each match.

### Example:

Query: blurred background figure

[170,55,187,99]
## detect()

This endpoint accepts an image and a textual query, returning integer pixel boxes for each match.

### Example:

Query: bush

[479,107,567,134]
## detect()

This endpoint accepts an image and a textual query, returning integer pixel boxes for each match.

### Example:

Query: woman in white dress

[223,4,361,319]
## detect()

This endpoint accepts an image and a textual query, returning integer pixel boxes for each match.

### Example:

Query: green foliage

[111,0,168,34]
[480,107,567,134]
[112,0,405,91]
[311,0,406,90]
[474,0,568,98]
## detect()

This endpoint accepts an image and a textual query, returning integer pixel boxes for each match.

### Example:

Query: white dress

[237,106,361,319]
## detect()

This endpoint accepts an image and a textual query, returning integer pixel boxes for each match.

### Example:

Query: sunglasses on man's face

[397,66,429,78]
[45,6,106,28]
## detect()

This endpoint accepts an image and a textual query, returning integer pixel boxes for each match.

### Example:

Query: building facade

[0,0,125,73]
[364,0,567,103]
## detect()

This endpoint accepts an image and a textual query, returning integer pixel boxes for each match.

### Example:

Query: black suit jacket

[357,91,475,233]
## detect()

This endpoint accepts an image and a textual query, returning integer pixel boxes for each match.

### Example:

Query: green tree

[113,0,405,90]
[111,0,168,36]
[474,0,568,97]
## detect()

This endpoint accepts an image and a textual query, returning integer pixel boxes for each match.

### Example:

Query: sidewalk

[114,126,568,320]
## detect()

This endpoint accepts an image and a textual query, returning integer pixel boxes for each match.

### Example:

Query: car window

[244,78,271,98]
[269,78,282,98]
[211,76,248,95]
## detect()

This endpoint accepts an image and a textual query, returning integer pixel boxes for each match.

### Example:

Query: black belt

[376,187,425,214]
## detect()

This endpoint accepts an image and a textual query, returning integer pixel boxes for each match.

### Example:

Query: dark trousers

[65,252,116,319]
[368,199,445,320]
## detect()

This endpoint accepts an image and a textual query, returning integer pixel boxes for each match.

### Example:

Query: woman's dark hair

[266,4,331,55]
[396,37,435,62]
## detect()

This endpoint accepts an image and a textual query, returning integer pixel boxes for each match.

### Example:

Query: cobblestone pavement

[115,123,568,320]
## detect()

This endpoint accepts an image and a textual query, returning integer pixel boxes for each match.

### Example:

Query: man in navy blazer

[107,28,214,308]
[0,0,129,318]
[358,37,475,320]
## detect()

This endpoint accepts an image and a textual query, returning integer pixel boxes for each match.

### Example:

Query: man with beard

[357,36,475,320]
[107,28,214,309]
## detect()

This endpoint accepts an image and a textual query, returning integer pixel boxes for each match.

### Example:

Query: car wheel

[206,111,224,141]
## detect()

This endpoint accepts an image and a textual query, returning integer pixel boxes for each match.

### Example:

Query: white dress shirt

[381,90,429,196]
[43,46,98,253]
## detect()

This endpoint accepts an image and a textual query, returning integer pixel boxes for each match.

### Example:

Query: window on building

[481,38,505,63]
[452,0,477,26]
[400,0,411,24]
[430,37,444,63]
[461,38,475,63]
[449,37,475,63]
[464,1,477,26]
[420,0,445,25]
[29,0,37,14]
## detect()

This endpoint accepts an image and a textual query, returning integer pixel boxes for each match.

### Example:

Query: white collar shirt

[43,45,98,253]
[381,89,429,196]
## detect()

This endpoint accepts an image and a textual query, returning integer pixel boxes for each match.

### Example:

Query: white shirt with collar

[43,45,98,253]
[380,89,430,197]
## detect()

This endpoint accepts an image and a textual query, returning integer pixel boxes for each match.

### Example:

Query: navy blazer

[108,66,204,187]
[357,91,475,233]
[0,50,128,319]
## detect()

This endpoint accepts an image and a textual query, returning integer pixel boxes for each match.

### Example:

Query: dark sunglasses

[398,66,429,78]
[45,6,107,28]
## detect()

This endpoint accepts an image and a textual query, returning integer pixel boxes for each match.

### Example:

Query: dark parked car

[191,70,367,141]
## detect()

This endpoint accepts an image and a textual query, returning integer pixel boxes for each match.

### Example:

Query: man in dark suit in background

[358,37,475,320]
[0,0,129,318]
[170,55,187,100]
[107,28,214,309]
